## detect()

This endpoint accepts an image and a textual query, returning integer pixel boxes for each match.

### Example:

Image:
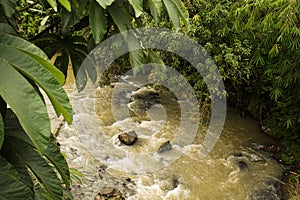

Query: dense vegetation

[0,0,299,198]
[0,0,189,198]
[187,0,300,166]
[142,0,300,167]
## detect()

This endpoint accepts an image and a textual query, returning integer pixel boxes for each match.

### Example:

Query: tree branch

[29,18,61,41]
[18,2,39,12]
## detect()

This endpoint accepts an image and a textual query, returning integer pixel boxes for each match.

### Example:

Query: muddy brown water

[48,77,284,200]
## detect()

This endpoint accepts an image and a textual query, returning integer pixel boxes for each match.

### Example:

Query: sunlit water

[51,77,284,200]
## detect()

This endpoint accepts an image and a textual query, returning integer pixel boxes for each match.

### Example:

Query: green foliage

[27,0,190,89]
[0,21,72,200]
[231,0,300,163]
[0,0,190,198]
[140,0,300,166]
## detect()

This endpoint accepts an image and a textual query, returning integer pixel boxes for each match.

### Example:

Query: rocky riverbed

[47,79,287,199]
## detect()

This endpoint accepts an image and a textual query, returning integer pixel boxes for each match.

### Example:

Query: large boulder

[95,187,124,200]
[118,130,138,145]
[128,87,160,118]
[158,141,172,153]
[250,180,283,200]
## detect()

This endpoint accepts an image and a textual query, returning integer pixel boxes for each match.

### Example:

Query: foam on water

[50,76,285,199]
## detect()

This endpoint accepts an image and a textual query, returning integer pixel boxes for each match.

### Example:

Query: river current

[48,75,284,200]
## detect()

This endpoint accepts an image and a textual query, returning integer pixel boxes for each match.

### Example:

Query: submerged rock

[118,131,138,145]
[128,87,161,118]
[233,152,243,157]
[233,152,266,164]
[248,154,266,163]
[250,181,283,200]
[160,175,179,191]
[238,161,249,171]
[130,87,160,102]
[95,187,124,200]
[158,141,172,153]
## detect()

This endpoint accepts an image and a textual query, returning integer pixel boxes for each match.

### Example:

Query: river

[49,75,285,200]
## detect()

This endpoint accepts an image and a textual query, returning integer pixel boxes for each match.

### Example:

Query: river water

[51,76,285,200]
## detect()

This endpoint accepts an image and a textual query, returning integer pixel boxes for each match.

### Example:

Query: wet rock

[233,152,243,157]
[98,165,108,173]
[158,141,172,153]
[95,187,124,200]
[233,152,266,164]
[249,142,282,163]
[160,176,179,191]
[118,131,137,145]
[248,154,266,163]
[130,87,160,102]
[250,181,283,200]
[238,161,249,171]
[128,87,161,118]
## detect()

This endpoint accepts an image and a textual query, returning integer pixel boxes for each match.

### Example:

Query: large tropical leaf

[126,31,145,75]
[45,0,71,12]
[34,34,89,78]
[108,4,132,32]
[0,97,6,120]
[3,136,63,199]
[61,0,87,30]
[34,33,97,92]
[45,136,70,188]
[148,0,163,23]
[162,0,190,31]
[54,51,69,76]
[0,44,72,124]
[45,0,57,11]
[4,117,70,189]
[0,33,47,59]
[95,0,115,9]
[129,0,143,18]
[0,60,50,154]
[0,23,15,34]
[89,0,107,44]
[33,34,62,58]
[0,115,3,149]
[0,0,16,17]
[1,117,34,192]
[0,33,65,84]
[58,0,71,11]
[0,156,33,199]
